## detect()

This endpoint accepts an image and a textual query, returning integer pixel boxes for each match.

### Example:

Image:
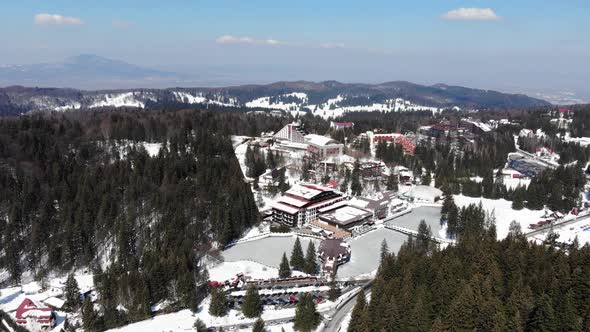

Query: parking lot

[227,283,358,310]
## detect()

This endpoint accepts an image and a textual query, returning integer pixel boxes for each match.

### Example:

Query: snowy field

[222,236,320,269]
[208,260,307,282]
[452,195,548,240]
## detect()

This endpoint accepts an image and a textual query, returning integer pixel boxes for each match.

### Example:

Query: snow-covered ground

[245,92,308,111]
[89,92,149,109]
[503,177,531,190]
[452,195,548,240]
[308,96,441,119]
[565,136,590,147]
[54,102,81,112]
[241,93,445,119]
[208,260,306,282]
[172,91,207,104]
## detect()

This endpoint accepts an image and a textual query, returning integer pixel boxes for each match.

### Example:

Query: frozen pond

[222,236,320,268]
[389,206,442,234]
[221,206,441,279]
[337,228,408,279]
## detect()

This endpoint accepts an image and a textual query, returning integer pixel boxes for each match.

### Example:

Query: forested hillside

[0,109,285,329]
[350,211,590,332]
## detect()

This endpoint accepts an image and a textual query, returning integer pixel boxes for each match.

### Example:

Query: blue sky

[1,1,589,98]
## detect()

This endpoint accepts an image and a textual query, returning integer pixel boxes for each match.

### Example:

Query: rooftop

[285,184,325,200]
[305,134,341,147]
[319,238,350,258]
[319,205,372,227]
[403,185,443,200]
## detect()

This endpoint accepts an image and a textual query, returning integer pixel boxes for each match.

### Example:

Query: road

[323,280,373,332]
[525,213,590,238]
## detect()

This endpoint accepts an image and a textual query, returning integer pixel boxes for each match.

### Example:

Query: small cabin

[15,298,57,329]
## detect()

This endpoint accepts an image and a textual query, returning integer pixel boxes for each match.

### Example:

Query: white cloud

[215,35,282,46]
[441,8,500,21]
[34,13,83,26]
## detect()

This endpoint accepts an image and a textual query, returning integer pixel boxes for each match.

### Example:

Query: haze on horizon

[1,1,589,103]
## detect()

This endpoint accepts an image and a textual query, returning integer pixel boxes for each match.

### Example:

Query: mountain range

[0,55,552,117]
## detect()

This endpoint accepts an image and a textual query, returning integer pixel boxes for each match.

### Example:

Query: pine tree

[380,239,389,262]
[508,220,522,237]
[526,294,556,332]
[290,238,305,271]
[482,168,494,198]
[279,252,291,278]
[252,318,266,332]
[348,289,367,332]
[209,288,228,317]
[386,173,398,191]
[304,241,318,275]
[558,290,582,332]
[350,160,363,196]
[327,275,341,301]
[193,318,208,332]
[512,186,525,210]
[293,293,320,332]
[242,285,263,318]
[416,219,433,255]
[422,170,432,186]
[82,297,98,332]
[64,274,80,311]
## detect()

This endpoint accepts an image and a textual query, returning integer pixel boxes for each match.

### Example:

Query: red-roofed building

[15,298,57,328]
[373,133,416,155]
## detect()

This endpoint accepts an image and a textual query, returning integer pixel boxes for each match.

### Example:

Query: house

[460,119,492,135]
[305,134,344,159]
[348,191,397,220]
[15,298,57,328]
[359,160,386,178]
[393,166,414,184]
[272,183,344,227]
[260,167,285,186]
